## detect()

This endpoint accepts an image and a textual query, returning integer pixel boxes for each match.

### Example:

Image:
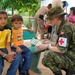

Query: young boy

[11,14,32,75]
[0,10,21,75]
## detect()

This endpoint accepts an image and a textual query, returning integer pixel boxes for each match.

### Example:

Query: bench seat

[23,30,42,73]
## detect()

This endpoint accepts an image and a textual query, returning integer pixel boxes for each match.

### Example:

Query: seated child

[11,14,32,75]
[0,10,21,75]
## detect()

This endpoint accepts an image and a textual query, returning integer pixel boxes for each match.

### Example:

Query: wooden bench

[23,30,42,74]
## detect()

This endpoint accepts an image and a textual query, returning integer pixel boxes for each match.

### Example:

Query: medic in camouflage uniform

[37,6,75,75]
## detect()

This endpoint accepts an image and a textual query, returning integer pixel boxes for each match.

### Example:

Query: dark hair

[70,7,75,15]
[47,3,52,9]
[0,10,7,16]
[62,1,66,7]
[11,14,23,22]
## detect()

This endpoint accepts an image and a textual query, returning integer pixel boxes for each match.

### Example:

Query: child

[11,14,32,75]
[68,7,75,25]
[0,10,21,75]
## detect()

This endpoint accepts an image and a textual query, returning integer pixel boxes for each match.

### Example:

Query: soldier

[34,3,52,39]
[37,6,75,75]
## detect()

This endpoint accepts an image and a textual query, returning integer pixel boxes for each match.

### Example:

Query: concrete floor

[2,52,66,75]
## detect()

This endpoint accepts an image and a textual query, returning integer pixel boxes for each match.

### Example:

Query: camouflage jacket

[56,19,75,59]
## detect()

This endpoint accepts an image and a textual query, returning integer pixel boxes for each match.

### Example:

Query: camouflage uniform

[42,7,75,75]
[50,25,58,42]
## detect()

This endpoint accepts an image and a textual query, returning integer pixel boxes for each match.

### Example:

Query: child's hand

[6,52,16,63]
[16,47,23,54]
[9,52,16,57]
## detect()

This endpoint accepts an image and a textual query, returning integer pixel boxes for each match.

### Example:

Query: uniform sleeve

[56,25,72,52]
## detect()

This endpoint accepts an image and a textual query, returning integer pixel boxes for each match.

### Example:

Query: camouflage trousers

[42,51,75,74]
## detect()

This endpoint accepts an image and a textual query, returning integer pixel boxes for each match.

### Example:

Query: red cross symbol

[59,38,64,45]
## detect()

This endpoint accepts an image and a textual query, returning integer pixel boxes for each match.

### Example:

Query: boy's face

[0,14,8,29]
[12,20,23,29]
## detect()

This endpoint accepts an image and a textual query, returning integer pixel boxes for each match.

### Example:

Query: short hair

[11,14,23,22]
[48,3,52,7]
[48,3,52,8]
[0,9,7,15]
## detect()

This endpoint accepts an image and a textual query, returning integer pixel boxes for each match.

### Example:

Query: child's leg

[0,53,4,75]
[19,45,32,74]
[0,48,8,75]
[6,48,22,75]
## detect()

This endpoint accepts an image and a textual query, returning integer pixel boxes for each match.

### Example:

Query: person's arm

[42,39,56,46]
[48,46,64,53]
[0,50,15,63]
[49,24,72,53]
[62,6,67,10]
[6,42,16,56]
[5,30,16,59]
[12,43,23,54]
[0,50,5,56]
[37,44,64,53]
[5,29,11,51]
[6,30,13,53]
[6,42,12,53]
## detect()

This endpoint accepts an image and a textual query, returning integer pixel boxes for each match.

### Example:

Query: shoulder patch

[58,37,67,47]
[60,31,64,35]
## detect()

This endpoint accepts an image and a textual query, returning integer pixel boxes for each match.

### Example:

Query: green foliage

[7,17,12,28]
[1,0,40,15]
[23,17,34,29]
[6,16,34,29]
[0,0,41,28]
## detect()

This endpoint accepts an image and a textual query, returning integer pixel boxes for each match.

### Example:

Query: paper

[30,38,42,46]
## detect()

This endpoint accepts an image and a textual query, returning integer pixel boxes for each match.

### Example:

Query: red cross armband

[58,37,67,47]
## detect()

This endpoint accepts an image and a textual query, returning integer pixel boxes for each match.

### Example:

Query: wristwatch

[46,44,51,50]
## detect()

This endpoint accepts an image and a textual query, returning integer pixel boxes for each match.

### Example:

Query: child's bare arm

[0,50,5,56]
[6,42,16,58]
[12,43,23,54]
[6,42,12,53]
